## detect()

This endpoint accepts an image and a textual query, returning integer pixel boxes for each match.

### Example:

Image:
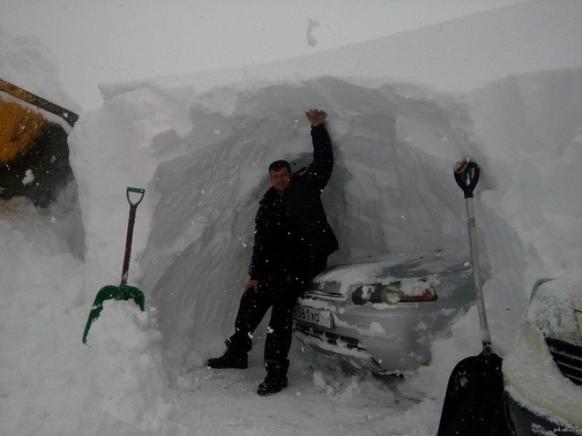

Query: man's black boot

[257,359,289,396]
[207,342,248,369]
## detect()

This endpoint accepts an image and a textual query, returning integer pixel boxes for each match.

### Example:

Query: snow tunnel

[70,67,582,372]
[72,77,476,366]
[5,2,582,433]
[140,78,480,368]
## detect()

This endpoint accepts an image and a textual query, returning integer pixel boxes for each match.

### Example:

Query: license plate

[293,305,333,328]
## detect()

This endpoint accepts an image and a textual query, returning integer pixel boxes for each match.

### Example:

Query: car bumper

[503,322,582,434]
[506,392,582,435]
[293,298,436,373]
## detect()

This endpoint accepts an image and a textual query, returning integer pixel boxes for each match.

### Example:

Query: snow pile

[86,301,174,432]
[0,198,157,435]
[73,77,473,368]
[68,85,193,304]
[102,0,582,98]
[526,277,582,346]
[0,31,77,113]
[466,68,582,350]
[0,36,177,435]
[503,322,582,428]
[0,200,84,436]
[74,65,582,365]
[0,198,176,435]
[69,0,582,424]
[2,1,582,435]
[404,306,483,403]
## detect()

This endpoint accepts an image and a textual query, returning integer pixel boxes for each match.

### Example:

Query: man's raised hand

[306,109,327,126]
[243,279,259,297]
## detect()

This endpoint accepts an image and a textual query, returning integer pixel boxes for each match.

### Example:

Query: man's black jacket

[249,123,338,280]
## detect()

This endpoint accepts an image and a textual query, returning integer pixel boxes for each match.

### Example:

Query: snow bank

[102,0,582,97]
[0,199,176,436]
[73,77,473,368]
[527,278,582,346]
[465,67,582,350]
[85,301,174,432]
[0,32,78,113]
[68,2,582,432]
[71,0,582,367]
[3,1,582,435]
[504,322,582,428]
[0,35,176,435]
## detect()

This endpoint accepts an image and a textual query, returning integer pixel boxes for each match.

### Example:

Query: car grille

[294,323,366,352]
[305,281,346,301]
[545,337,582,386]
[304,290,346,301]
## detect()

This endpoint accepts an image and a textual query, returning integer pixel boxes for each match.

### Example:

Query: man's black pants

[228,260,326,364]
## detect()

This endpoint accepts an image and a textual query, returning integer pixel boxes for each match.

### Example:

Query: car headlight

[351,281,437,305]
[351,284,375,305]
[381,287,403,304]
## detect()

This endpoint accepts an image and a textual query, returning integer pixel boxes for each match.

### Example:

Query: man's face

[270,167,291,193]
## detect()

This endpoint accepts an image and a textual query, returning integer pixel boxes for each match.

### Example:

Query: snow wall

[71,65,582,370]
[69,0,582,374]
[2,1,582,434]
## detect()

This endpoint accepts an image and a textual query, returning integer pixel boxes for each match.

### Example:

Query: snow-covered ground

[2,1,582,435]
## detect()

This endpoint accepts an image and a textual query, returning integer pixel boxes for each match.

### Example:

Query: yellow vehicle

[0,79,78,206]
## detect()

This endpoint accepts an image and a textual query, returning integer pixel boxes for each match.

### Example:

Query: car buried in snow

[293,253,474,374]
[503,277,582,436]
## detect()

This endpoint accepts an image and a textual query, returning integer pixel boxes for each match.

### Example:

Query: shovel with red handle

[82,187,146,344]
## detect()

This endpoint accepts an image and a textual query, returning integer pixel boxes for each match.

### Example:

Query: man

[208,109,338,396]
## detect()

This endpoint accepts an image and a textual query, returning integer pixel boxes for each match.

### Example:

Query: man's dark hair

[268,159,291,174]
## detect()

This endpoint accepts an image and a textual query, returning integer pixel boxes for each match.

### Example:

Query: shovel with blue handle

[82,187,146,344]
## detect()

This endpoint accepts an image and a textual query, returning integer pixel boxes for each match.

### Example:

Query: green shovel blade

[82,284,145,344]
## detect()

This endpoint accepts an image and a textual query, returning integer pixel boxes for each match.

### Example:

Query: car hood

[503,276,582,427]
[503,321,582,428]
[527,277,582,346]
[314,253,472,299]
